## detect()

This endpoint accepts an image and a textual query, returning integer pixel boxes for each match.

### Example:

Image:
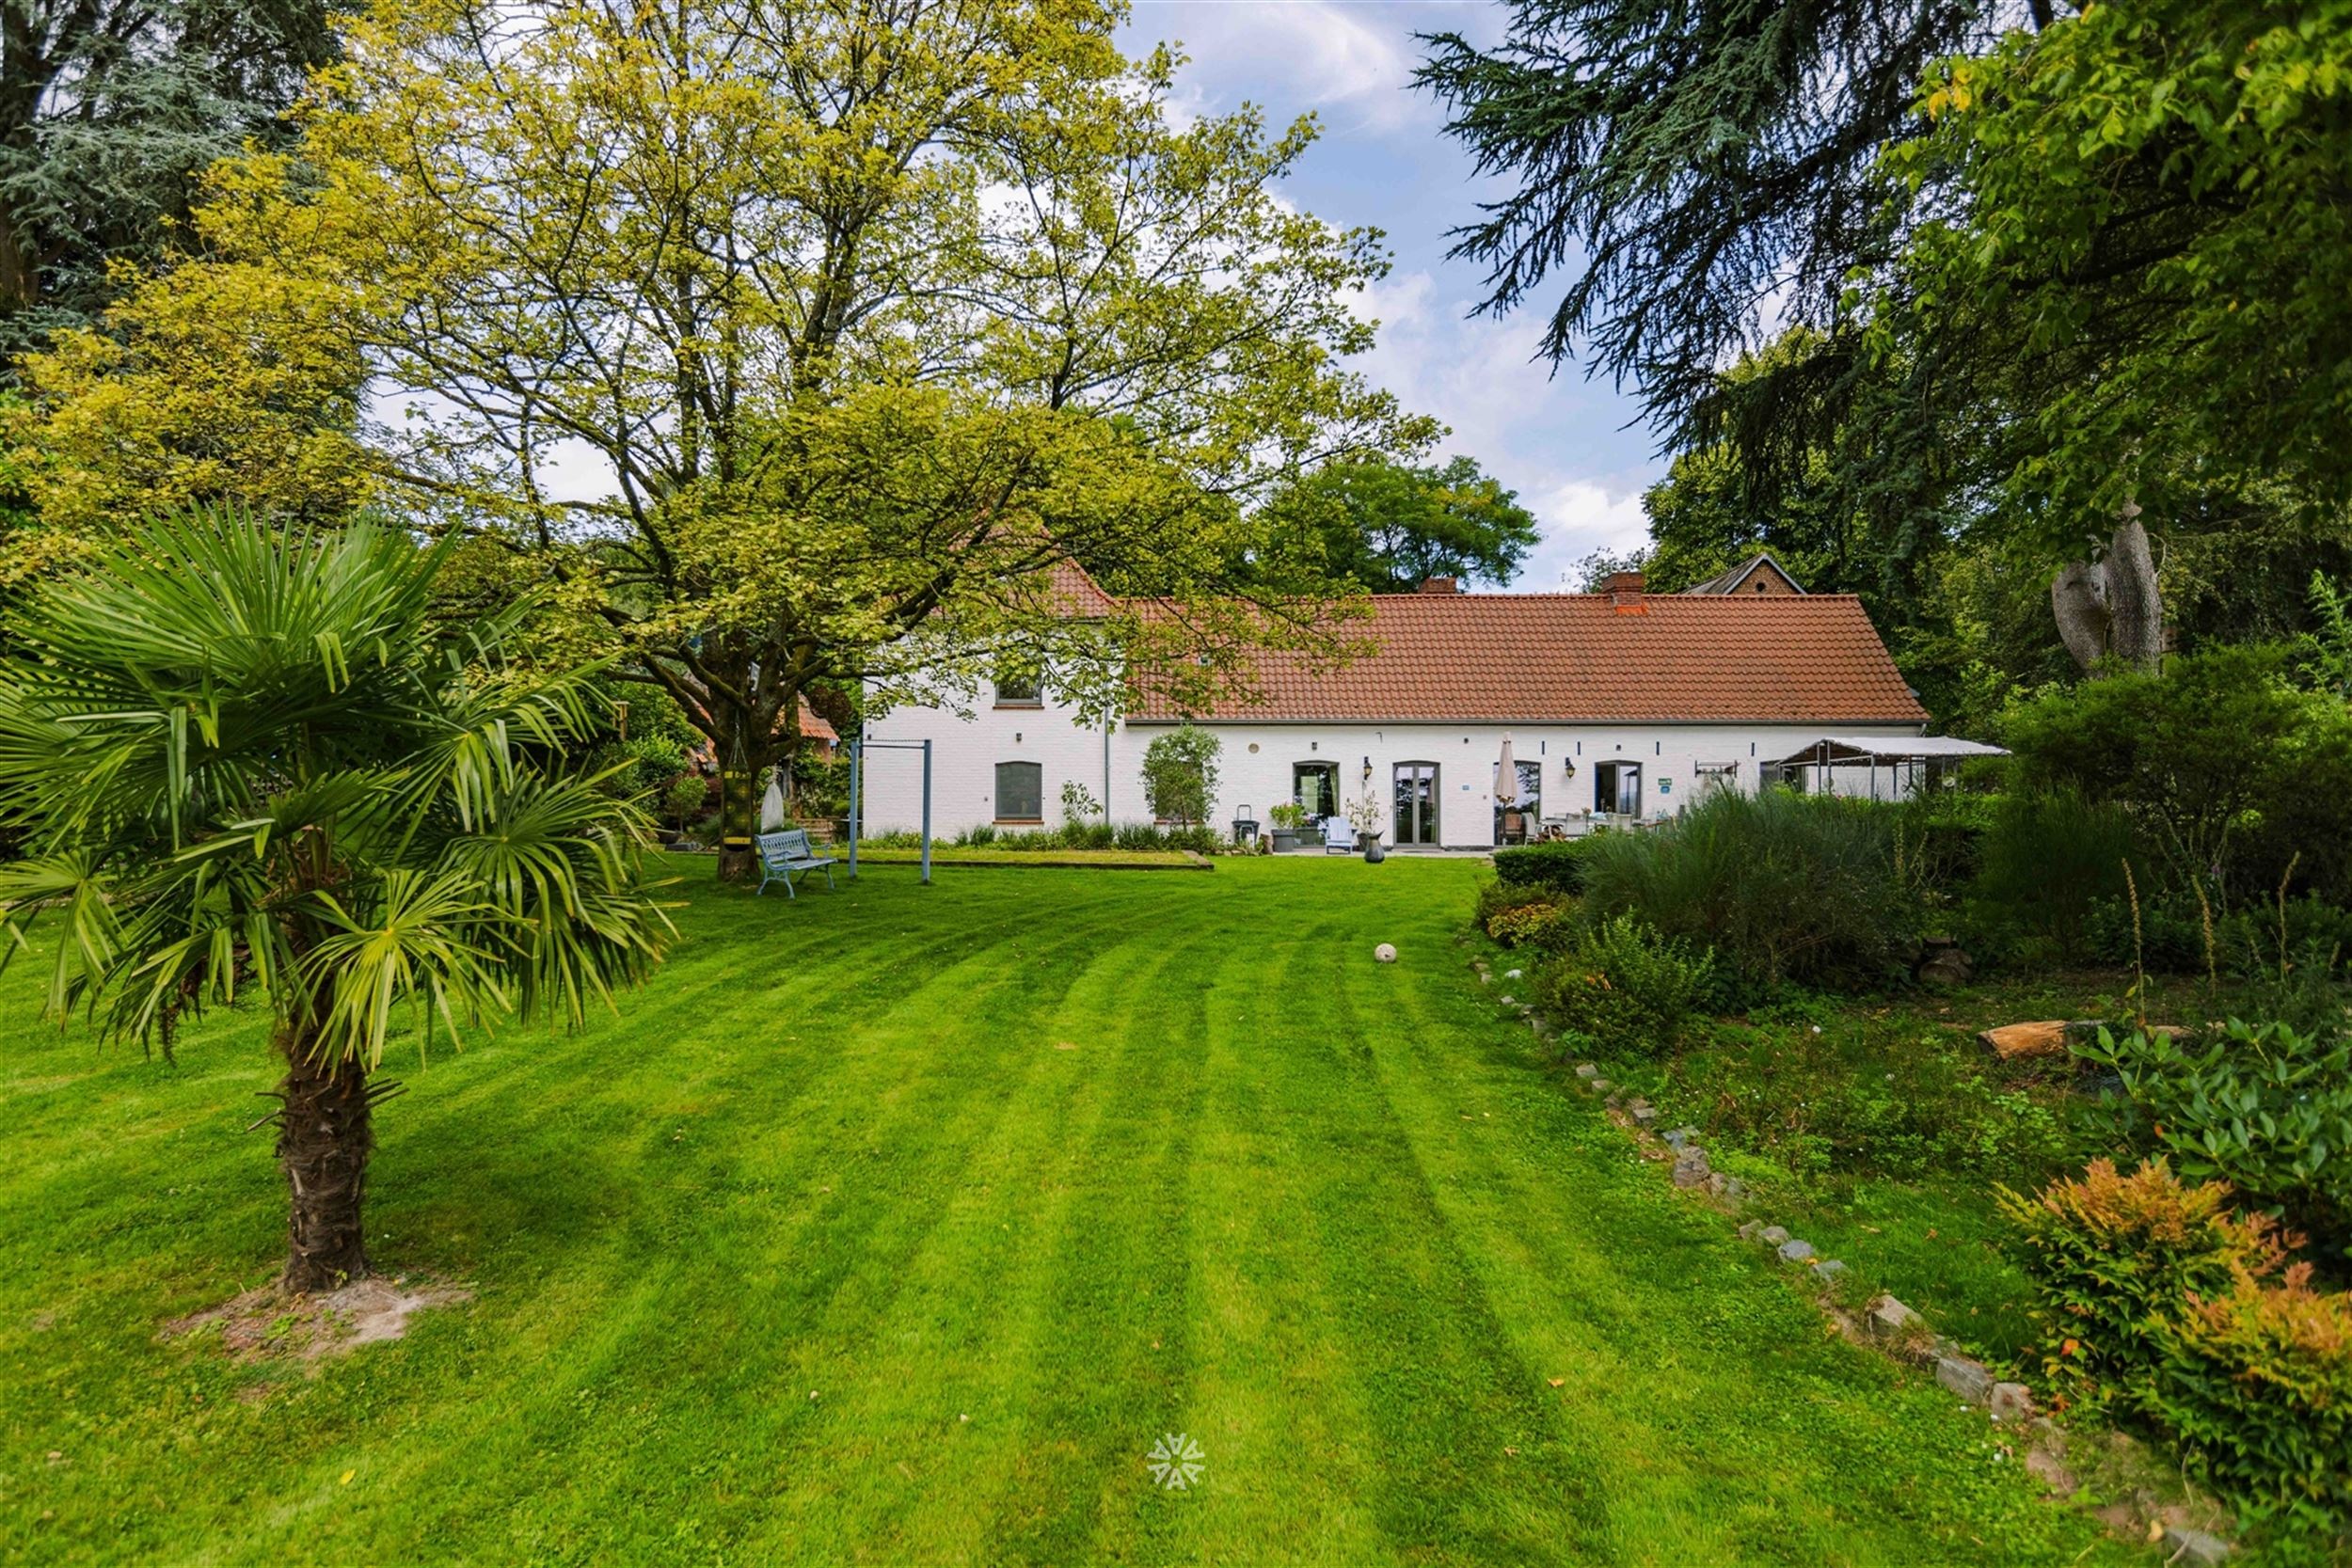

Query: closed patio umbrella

[1494,733,1519,806]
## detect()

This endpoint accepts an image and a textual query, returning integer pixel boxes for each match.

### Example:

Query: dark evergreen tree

[1415,0,2039,448]
[0,0,338,369]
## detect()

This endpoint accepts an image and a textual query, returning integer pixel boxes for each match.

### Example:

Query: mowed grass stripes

[0,855,2130,1566]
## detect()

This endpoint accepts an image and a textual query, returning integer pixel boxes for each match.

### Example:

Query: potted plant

[1266,800,1308,852]
[1345,786,1387,863]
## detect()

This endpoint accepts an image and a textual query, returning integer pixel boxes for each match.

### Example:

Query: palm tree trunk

[276,1039,373,1292]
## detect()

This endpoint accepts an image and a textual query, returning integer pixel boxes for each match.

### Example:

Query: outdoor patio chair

[1322,816,1357,854]
[755,829,836,898]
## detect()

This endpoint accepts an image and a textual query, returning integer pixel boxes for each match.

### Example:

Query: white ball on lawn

[1374,942,1397,963]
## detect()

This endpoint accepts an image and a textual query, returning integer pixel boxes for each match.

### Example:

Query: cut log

[1977,1021,2069,1060]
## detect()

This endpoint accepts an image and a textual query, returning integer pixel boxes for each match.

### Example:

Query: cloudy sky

[1126,0,1661,589]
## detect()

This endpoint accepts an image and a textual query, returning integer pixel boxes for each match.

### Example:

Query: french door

[1392,762,1439,846]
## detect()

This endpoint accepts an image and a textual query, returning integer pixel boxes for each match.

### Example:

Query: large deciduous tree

[0,509,671,1290]
[1263,454,1541,592]
[102,0,1428,879]
[0,0,338,367]
[1876,0,2352,671]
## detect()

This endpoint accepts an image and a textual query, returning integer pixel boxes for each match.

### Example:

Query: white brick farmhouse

[858,565,1931,850]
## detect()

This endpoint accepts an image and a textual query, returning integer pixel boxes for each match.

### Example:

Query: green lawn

[1,856,2131,1566]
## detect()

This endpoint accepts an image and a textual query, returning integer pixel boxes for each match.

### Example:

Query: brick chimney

[1418,576,1461,594]
[1603,570,1646,610]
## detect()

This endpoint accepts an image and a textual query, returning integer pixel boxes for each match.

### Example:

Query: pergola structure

[1769,735,2009,800]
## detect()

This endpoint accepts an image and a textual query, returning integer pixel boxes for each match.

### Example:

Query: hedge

[1491,839,1597,894]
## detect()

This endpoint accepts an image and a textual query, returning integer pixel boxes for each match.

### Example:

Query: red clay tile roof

[1128,591,1928,724]
[1038,560,1120,617]
[795,698,838,744]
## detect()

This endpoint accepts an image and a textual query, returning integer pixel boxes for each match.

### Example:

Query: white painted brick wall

[861,689,1923,847]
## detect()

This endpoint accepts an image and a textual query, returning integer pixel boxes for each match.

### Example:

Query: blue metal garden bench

[755,829,836,898]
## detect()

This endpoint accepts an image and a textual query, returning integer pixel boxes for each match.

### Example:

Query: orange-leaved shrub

[1997,1158,2288,1406]
[2154,1263,2352,1522]
[2002,1159,2352,1525]
[1475,881,1571,950]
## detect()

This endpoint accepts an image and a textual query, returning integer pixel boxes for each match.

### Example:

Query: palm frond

[0,505,670,1060]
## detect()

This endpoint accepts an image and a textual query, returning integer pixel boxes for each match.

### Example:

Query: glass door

[1595,760,1644,817]
[1495,760,1541,843]
[1392,762,1438,846]
[1293,762,1338,822]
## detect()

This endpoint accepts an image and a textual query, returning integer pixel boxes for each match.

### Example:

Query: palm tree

[0,510,672,1291]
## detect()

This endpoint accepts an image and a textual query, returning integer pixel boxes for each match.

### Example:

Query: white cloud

[1523,478,1651,589]
[1339,268,1662,587]
[1135,1,1433,133]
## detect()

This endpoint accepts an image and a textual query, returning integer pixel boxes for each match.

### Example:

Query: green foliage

[1998,1159,2287,1410]
[1532,913,1717,1057]
[2074,1022,2352,1259]
[1663,1017,2070,1184]
[0,0,338,370]
[2153,1267,2352,1528]
[1262,453,1541,591]
[0,508,672,1058]
[1576,789,1915,990]
[2003,644,2352,907]
[1059,779,1102,828]
[663,775,711,835]
[1886,0,2352,527]
[1417,0,1987,443]
[1489,837,1597,894]
[2304,570,2352,701]
[883,820,1215,855]
[1264,800,1306,831]
[2003,1160,2352,1528]
[1967,790,2138,965]
[1140,724,1221,828]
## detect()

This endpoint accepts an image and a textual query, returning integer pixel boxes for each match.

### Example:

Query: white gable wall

[859,694,1925,847]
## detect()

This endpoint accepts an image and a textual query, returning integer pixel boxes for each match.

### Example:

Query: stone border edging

[1462,943,2236,1565]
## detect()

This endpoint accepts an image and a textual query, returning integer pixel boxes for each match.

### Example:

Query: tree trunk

[2104,511,2163,672]
[2051,505,2164,674]
[277,1040,373,1293]
[2051,561,2110,671]
[711,701,780,882]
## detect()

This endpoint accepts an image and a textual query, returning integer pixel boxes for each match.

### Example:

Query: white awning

[1772,735,2009,767]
